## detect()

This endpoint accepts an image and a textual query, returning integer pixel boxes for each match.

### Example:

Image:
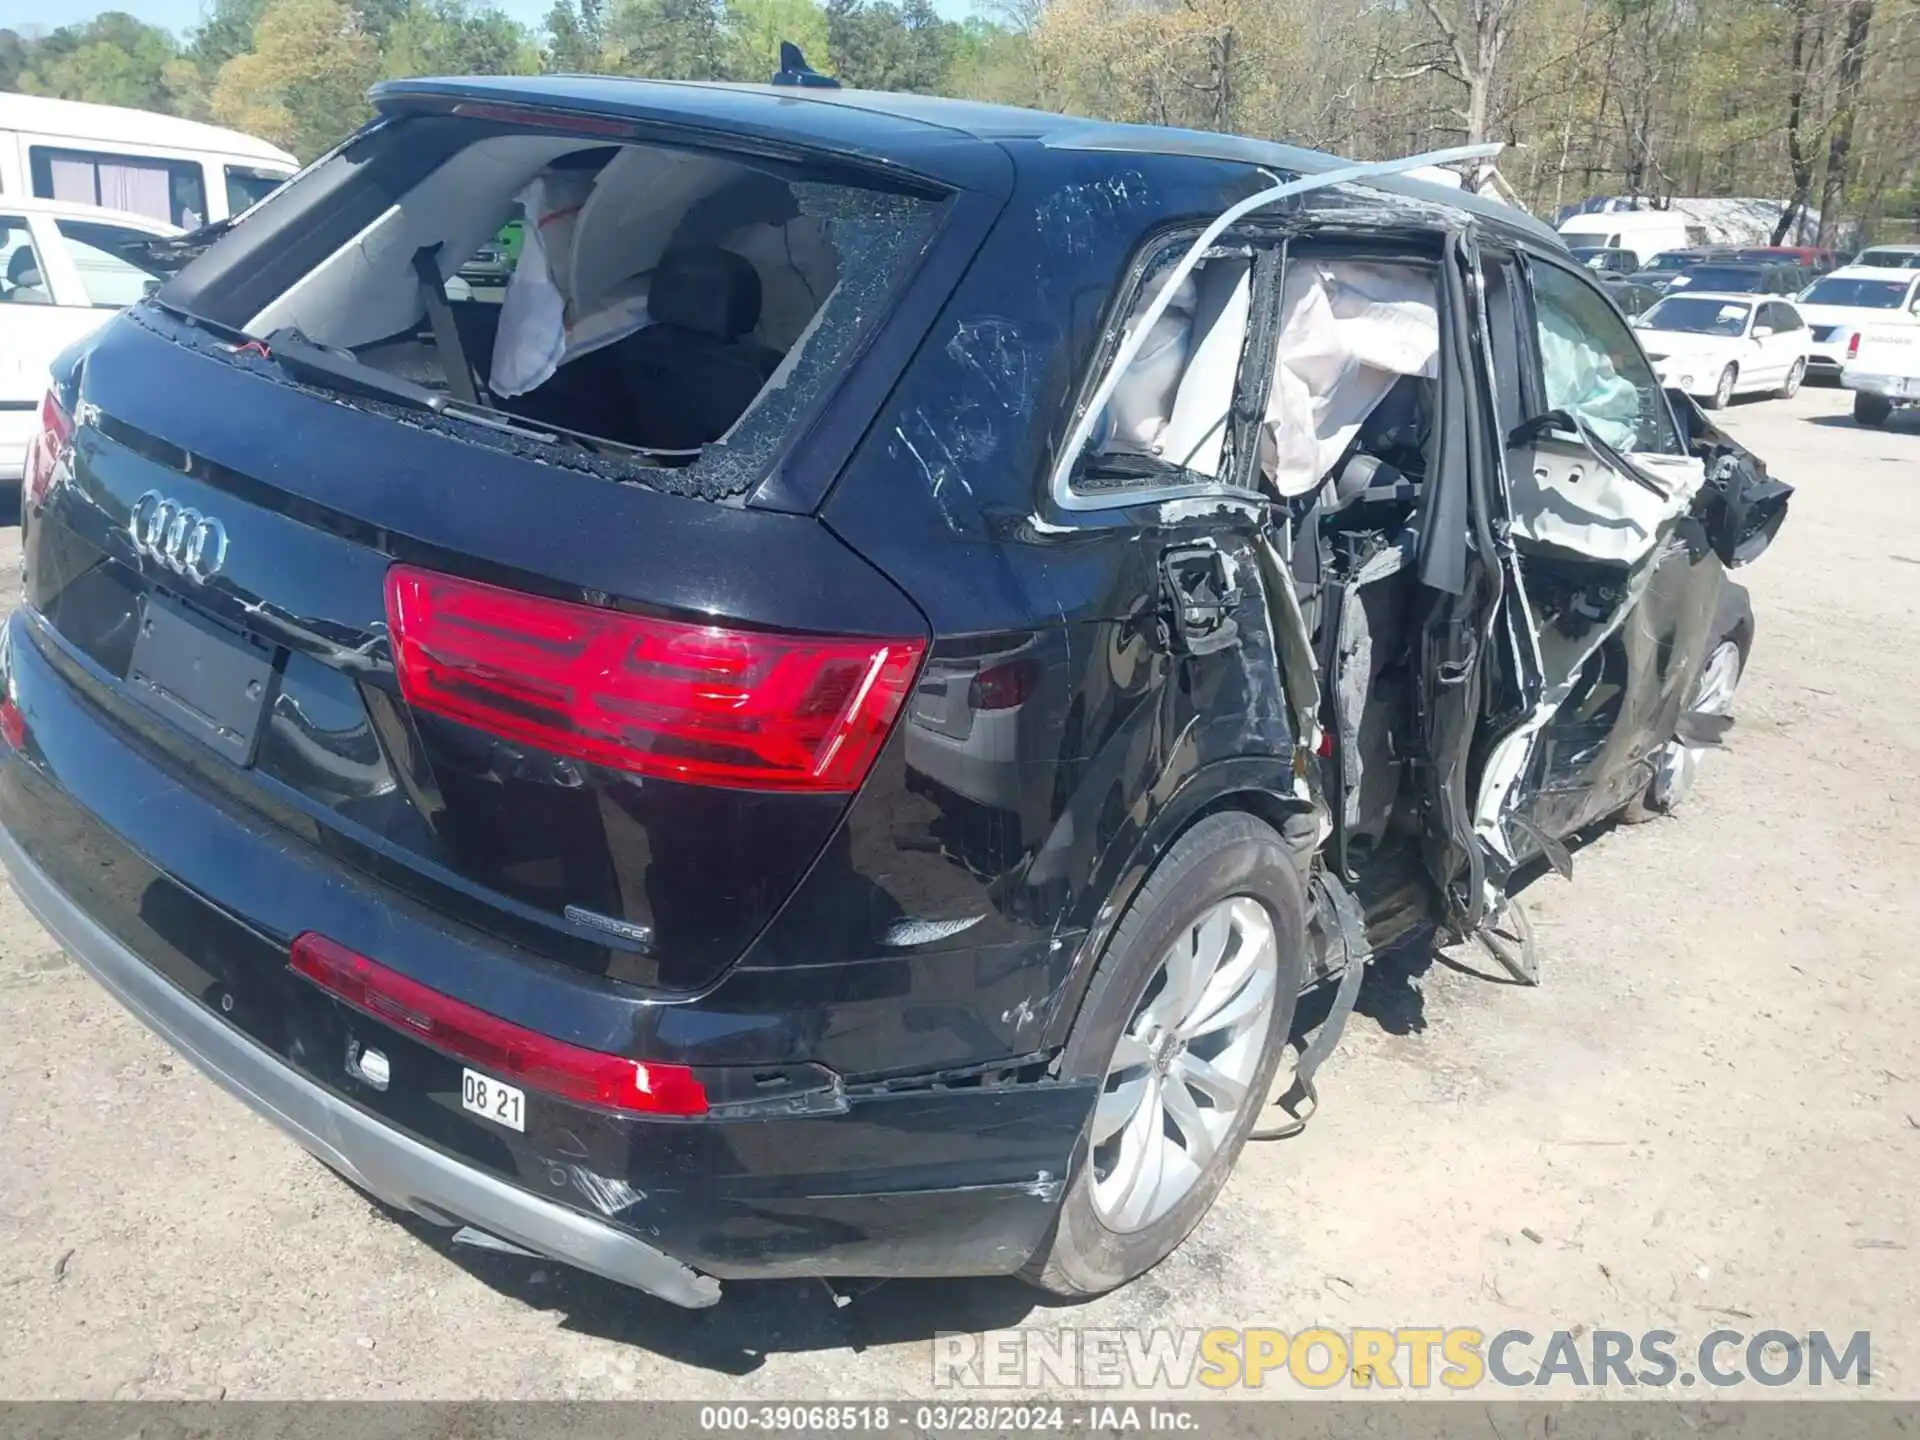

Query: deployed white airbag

[1536,301,1643,453]
[1261,261,1439,498]
[490,169,654,399]
[1097,272,1199,454]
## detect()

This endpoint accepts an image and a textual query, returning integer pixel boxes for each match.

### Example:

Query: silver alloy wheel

[1782,358,1805,398]
[1649,639,1741,811]
[1713,365,1737,409]
[1089,896,1279,1233]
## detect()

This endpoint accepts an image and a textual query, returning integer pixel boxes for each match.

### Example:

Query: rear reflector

[0,697,24,752]
[386,565,924,793]
[289,933,708,1116]
[968,658,1038,712]
[21,389,72,514]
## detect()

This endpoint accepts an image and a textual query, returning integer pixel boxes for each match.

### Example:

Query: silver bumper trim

[0,823,721,1308]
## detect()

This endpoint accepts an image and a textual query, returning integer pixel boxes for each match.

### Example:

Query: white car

[1850,244,1920,270]
[1633,291,1812,408]
[1,195,180,488]
[1842,324,1920,427]
[1795,266,1920,380]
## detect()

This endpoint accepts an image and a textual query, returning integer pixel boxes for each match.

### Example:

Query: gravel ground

[0,385,1915,1400]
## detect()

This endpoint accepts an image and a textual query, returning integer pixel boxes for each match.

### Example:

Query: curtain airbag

[1262,261,1439,498]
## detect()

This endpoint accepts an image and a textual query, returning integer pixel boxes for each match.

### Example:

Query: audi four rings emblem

[129,490,229,583]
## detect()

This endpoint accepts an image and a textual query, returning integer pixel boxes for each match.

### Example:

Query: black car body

[1628,248,1732,295]
[1663,261,1810,298]
[0,78,1791,1307]
[1600,275,1662,316]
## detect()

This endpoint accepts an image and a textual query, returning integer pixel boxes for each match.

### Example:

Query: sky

[5,0,979,37]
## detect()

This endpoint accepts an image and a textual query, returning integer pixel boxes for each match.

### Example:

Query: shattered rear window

[176,115,950,504]
[660,184,944,501]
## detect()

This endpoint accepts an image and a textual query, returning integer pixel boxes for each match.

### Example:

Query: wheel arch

[1716,577,1755,661]
[1040,760,1318,1055]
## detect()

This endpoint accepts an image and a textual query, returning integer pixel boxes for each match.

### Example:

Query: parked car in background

[1849,245,1920,270]
[0,94,296,232]
[1842,323,1920,426]
[1664,262,1807,298]
[1570,246,1640,276]
[1634,293,1810,408]
[1795,266,1920,380]
[0,195,179,489]
[1557,209,1711,267]
[1,75,1790,1308]
[1733,245,1839,273]
[1639,249,1723,273]
[457,220,524,288]
[1601,276,1662,316]
[1628,249,1724,296]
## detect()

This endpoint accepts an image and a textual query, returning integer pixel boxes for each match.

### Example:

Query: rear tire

[1777,358,1805,399]
[1704,365,1737,410]
[1855,392,1893,427]
[1022,812,1307,1299]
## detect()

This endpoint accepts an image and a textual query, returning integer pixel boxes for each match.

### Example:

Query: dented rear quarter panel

[821,143,1307,1060]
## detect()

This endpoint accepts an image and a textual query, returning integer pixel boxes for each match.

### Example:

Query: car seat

[3,245,49,304]
[610,247,782,450]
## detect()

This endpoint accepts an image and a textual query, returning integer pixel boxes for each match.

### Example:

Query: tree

[0,28,32,91]
[726,0,829,82]
[827,0,956,92]
[187,0,272,81]
[941,15,1036,104]
[1408,0,1522,144]
[602,0,729,77]
[17,13,181,110]
[0,0,1913,244]
[1817,0,1875,241]
[384,0,539,76]
[211,0,381,159]
[542,0,605,70]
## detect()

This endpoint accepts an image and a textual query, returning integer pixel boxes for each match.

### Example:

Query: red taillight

[385,565,924,793]
[0,697,24,751]
[289,933,708,1116]
[20,389,72,513]
[967,659,1038,712]
[1848,332,1862,358]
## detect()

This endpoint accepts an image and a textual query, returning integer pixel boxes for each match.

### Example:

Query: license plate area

[461,1069,526,1131]
[126,593,276,766]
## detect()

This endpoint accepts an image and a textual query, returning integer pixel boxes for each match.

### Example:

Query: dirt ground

[0,385,1915,1401]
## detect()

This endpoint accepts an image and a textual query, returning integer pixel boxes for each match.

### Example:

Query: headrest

[7,246,41,290]
[1359,373,1431,451]
[648,247,762,339]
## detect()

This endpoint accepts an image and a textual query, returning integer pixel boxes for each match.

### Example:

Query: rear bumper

[1841,371,1917,399]
[0,611,1093,1300]
[0,822,720,1309]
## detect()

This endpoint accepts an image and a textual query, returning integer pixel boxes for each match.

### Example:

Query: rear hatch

[19,89,971,994]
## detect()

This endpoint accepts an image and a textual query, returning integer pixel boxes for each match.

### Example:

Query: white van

[1557,210,1711,268]
[0,93,297,232]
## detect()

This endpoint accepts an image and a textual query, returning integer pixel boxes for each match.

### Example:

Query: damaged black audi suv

[0,74,1789,1306]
